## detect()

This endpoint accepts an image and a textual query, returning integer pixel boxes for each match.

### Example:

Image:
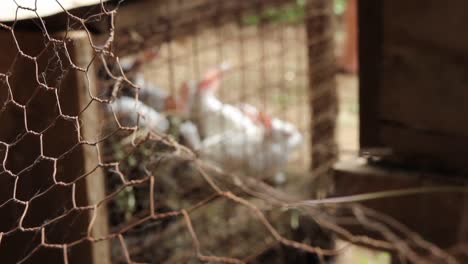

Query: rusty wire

[0,1,462,264]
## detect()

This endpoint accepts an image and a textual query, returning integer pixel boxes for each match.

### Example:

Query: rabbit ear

[239,104,273,130]
[178,82,190,110]
[198,68,223,92]
[131,49,159,71]
[142,49,159,62]
[258,111,273,131]
[239,103,258,122]
[164,95,178,111]
[179,81,197,113]
[180,82,189,99]
[198,63,231,92]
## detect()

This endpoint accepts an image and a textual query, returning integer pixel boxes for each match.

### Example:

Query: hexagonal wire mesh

[0,1,457,264]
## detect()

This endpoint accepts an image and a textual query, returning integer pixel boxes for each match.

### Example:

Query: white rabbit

[263,118,303,183]
[197,122,301,184]
[131,73,170,112]
[176,63,303,183]
[117,50,172,113]
[108,97,169,133]
[179,63,261,138]
[196,128,265,176]
[178,121,202,150]
[238,103,303,154]
[99,48,169,111]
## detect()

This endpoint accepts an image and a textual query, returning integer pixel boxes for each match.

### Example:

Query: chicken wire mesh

[0,0,462,264]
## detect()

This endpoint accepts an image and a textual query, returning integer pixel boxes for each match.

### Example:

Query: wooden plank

[333,160,468,249]
[376,0,468,172]
[1,4,112,34]
[379,124,468,173]
[305,0,337,176]
[6,0,304,57]
[0,0,109,22]
[69,31,111,264]
[383,0,468,57]
[458,197,468,244]
[359,0,468,172]
[380,0,468,137]
[0,29,110,263]
[358,0,384,150]
[107,0,302,56]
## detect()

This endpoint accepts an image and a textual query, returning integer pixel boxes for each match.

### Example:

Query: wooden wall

[0,30,110,264]
[359,0,468,173]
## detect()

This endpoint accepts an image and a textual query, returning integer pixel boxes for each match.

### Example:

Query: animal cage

[104,0,336,175]
[130,8,311,180]
[0,0,337,263]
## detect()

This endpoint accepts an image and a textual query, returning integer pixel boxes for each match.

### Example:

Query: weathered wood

[71,31,112,264]
[0,0,109,22]
[358,0,383,150]
[333,160,468,249]
[109,0,304,56]
[379,124,468,173]
[305,0,337,179]
[458,197,468,244]
[0,30,110,263]
[4,0,304,57]
[359,0,468,173]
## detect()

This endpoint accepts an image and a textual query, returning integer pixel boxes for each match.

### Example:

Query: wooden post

[305,0,338,196]
[358,0,383,150]
[71,31,112,264]
[458,197,468,243]
[0,29,110,263]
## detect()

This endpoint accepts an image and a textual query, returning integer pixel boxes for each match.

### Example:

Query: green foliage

[334,0,347,16]
[242,0,348,26]
[377,252,391,262]
[115,186,136,221]
[242,0,307,25]
[358,251,391,264]
[289,209,300,229]
[274,93,293,109]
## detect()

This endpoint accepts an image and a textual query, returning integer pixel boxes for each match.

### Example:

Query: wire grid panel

[0,1,334,263]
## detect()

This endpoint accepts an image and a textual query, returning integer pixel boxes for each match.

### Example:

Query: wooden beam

[305,0,337,181]
[333,160,468,249]
[0,29,110,263]
[70,31,111,264]
[5,0,302,57]
[358,0,468,173]
[358,0,384,150]
[107,0,301,56]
